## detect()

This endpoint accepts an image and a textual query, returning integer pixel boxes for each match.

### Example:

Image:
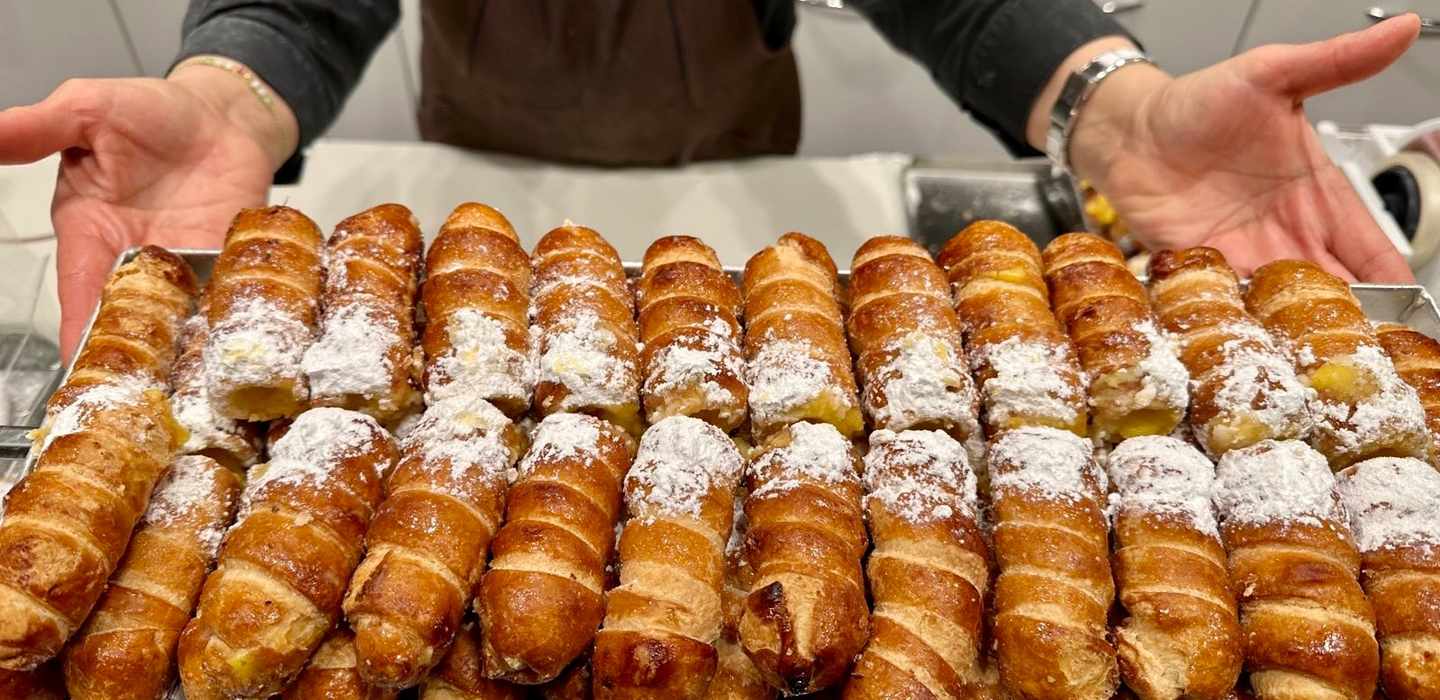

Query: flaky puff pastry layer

[1043,233,1189,442]
[1245,260,1428,469]
[938,221,1088,437]
[1374,322,1440,466]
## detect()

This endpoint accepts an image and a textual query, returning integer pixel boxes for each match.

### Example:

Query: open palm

[1083,15,1419,282]
[0,78,273,356]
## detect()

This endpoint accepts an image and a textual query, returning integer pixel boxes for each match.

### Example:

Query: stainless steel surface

[904,159,1086,252]
[1367,6,1440,33]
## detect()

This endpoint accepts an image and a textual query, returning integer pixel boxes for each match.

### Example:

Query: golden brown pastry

[1244,260,1428,469]
[421,202,533,417]
[344,395,525,689]
[63,455,241,700]
[170,304,263,469]
[177,408,395,698]
[536,655,594,700]
[282,628,397,700]
[846,236,985,463]
[0,380,180,670]
[988,426,1116,700]
[842,429,991,700]
[742,233,863,439]
[1336,456,1440,700]
[530,223,643,435]
[592,416,746,699]
[204,206,326,421]
[302,203,425,424]
[936,221,1088,436]
[635,235,748,433]
[1106,436,1243,700]
[1374,322,1440,463]
[1213,439,1379,700]
[420,622,526,700]
[478,413,635,684]
[739,421,868,695]
[1146,248,1313,458]
[1042,233,1189,441]
[0,661,63,700]
[48,245,196,409]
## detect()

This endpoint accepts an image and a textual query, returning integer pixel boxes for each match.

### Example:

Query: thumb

[1246,13,1419,101]
[0,86,92,165]
[56,232,121,362]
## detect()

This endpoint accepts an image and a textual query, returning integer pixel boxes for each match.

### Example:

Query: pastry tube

[1336,457,1440,700]
[530,223,643,435]
[205,206,326,421]
[1042,233,1189,441]
[1244,260,1428,468]
[1146,248,1313,458]
[420,622,526,700]
[843,429,991,700]
[592,416,746,699]
[282,628,396,700]
[0,378,180,670]
[1374,323,1440,463]
[742,233,863,439]
[537,656,594,700]
[422,202,533,417]
[988,426,1117,700]
[846,236,985,463]
[636,235,748,432]
[344,396,525,689]
[936,221,1088,436]
[0,661,63,700]
[706,490,775,700]
[170,307,263,470]
[739,422,868,695]
[1106,436,1243,700]
[63,455,241,700]
[478,413,636,684]
[47,245,196,412]
[177,408,395,699]
[1213,440,1379,700]
[302,203,425,424]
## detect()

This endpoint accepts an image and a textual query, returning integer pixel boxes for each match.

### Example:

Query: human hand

[1068,14,1421,282]
[0,66,297,359]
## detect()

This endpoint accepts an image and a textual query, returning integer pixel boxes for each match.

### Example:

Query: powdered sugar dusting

[867,331,980,434]
[747,339,838,425]
[427,308,532,405]
[303,300,396,399]
[205,295,312,390]
[989,426,1103,502]
[626,416,743,520]
[864,429,976,523]
[533,309,636,411]
[1107,435,1218,538]
[243,408,384,511]
[1304,343,1427,458]
[1337,456,1440,553]
[1131,320,1190,413]
[401,395,517,487]
[1214,439,1343,529]
[36,375,152,455]
[751,422,857,499]
[145,455,230,558]
[1196,323,1314,449]
[645,321,745,409]
[972,337,1081,427]
[519,412,605,478]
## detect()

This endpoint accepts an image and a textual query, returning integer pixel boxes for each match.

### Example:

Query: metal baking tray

[4,247,1440,492]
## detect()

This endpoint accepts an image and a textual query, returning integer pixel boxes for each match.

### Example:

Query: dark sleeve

[847,0,1135,155]
[176,0,401,151]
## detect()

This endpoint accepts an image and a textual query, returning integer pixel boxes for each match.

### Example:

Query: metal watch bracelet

[1045,48,1153,173]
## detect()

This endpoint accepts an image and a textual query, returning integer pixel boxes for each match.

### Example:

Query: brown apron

[417,0,801,166]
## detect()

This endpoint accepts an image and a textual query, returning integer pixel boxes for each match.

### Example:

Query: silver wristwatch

[1045,48,1153,173]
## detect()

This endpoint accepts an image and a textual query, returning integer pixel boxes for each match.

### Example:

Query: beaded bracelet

[171,55,277,114]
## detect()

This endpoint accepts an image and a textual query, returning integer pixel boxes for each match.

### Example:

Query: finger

[1332,226,1415,282]
[56,233,119,362]
[0,83,95,165]
[1248,13,1419,101]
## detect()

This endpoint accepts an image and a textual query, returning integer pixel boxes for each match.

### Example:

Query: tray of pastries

[2,201,1440,700]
